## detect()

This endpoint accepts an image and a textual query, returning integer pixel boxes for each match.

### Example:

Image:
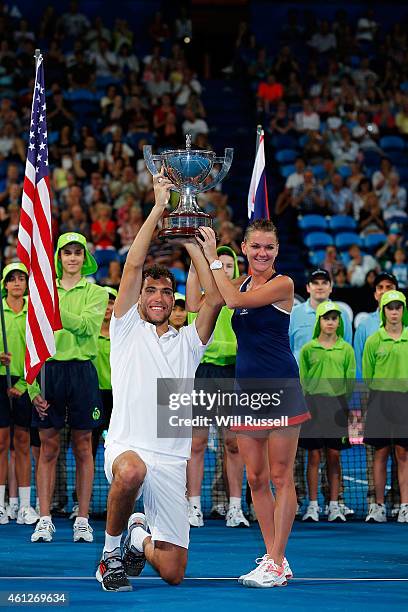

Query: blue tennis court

[1,519,407,611]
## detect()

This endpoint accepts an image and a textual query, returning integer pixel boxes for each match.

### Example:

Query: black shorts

[100,389,113,430]
[299,394,350,450]
[30,427,41,448]
[31,360,103,431]
[364,390,408,449]
[193,363,235,431]
[0,376,33,429]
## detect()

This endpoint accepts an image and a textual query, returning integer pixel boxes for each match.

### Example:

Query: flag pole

[256,124,263,153]
[34,48,46,398]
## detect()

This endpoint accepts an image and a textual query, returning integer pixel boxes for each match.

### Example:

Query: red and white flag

[17,53,61,384]
[247,127,269,220]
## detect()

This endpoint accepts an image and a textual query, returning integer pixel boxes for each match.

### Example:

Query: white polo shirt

[105,304,209,459]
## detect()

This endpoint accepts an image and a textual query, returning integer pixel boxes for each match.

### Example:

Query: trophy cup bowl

[143,136,233,239]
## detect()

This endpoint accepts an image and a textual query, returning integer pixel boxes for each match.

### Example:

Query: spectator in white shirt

[331,125,359,165]
[285,157,305,190]
[308,20,337,53]
[347,244,379,287]
[379,173,407,221]
[174,69,202,107]
[295,99,320,132]
[182,109,208,142]
[91,37,118,78]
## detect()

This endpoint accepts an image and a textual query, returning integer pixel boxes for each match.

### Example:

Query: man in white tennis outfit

[96,171,223,591]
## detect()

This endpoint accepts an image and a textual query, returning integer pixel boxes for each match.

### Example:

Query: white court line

[1,577,408,582]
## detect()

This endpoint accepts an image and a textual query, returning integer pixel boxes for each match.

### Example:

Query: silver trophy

[143,135,233,239]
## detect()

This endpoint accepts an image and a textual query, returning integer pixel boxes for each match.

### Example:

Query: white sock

[189,496,201,511]
[229,496,241,509]
[104,531,122,553]
[130,524,150,553]
[19,487,31,507]
[309,500,318,507]
[40,515,52,522]
[10,496,19,507]
[0,485,5,507]
[400,503,408,508]
[36,497,39,509]
[329,501,339,509]
[74,516,88,526]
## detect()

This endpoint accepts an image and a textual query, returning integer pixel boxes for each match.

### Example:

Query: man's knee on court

[160,567,185,586]
[114,458,146,491]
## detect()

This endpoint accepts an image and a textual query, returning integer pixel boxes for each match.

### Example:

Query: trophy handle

[143,145,181,192]
[143,145,163,176]
[200,148,234,193]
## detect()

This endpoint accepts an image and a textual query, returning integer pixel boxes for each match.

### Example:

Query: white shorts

[104,442,189,549]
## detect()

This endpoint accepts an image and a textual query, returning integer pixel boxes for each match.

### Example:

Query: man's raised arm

[185,236,223,344]
[114,172,174,318]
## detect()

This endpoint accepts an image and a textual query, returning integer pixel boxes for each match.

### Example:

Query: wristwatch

[210,259,223,271]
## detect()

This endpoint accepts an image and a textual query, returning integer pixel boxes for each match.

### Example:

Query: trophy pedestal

[158,212,213,240]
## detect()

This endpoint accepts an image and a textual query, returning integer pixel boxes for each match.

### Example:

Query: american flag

[17,52,62,384]
[248,127,270,220]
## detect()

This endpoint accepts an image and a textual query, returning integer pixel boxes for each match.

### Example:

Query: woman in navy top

[199,219,310,589]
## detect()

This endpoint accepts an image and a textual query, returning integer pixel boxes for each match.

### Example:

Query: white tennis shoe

[17,506,40,525]
[238,555,292,584]
[31,518,55,542]
[242,558,287,588]
[73,519,94,542]
[188,505,204,527]
[226,506,249,528]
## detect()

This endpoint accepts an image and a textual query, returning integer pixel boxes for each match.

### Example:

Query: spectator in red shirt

[91,203,117,249]
[257,73,284,113]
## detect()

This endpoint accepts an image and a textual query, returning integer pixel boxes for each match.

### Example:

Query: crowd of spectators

[230,8,408,290]
[2,4,408,295]
[0,1,235,293]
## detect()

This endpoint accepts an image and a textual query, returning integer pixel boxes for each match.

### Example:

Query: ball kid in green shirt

[0,262,40,524]
[362,290,408,523]
[30,232,108,543]
[299,301,356,522]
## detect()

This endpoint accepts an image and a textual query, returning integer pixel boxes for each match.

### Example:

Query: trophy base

[158,213,213,240]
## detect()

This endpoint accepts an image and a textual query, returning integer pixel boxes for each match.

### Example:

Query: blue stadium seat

[334,232,362,251]
[396,167,408,182]
[328,215,357,233]
[363,150,382,168]
[308,250,326,266]
[280,164,296,178]
[271,134,298,150]
[338,165,352,179]
[363,233,387,252]
[304,232,333,250]
[298,214,328,233]
[379,136,405,151]
[298,134,309,148]
[312,164,325,180]
[275,149,298,164]
[94,249,119,268]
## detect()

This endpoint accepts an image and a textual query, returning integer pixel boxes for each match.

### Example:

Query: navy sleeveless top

[231,274,300,379]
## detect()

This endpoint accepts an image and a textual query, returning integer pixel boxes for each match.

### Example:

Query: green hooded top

[188,246,239,366]
[47,233,107,363]
[363,290,408,391]
[300,300,355,396]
